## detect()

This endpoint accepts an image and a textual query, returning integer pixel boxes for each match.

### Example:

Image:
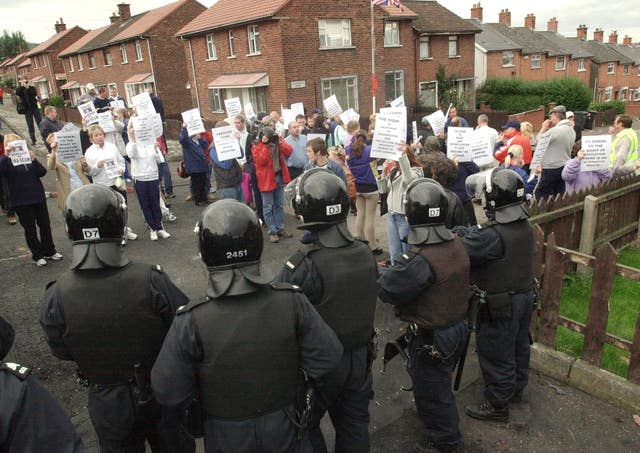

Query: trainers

[166,192,175,199]
[150,230,158,241]
[126,227,138,241]
[164,212,177,222]
[157,230,171,239]
[35,258,47,267]
[465,400,509,422]
[185,194,193,201]
[277,230,293,238]
[8,215,17,225]
[269,234,279,243]
[45,252,63,261]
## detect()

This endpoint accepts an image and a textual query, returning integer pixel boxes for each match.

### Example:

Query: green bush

[0,74,15,88]
[588,100,626,114]
[48,95,65,108]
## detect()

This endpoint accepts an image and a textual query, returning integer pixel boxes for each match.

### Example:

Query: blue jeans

[261,173,285,235]
[217,185,244,202]
[386,212,410,265]
[134,180,163,231]
[158,162,173,194]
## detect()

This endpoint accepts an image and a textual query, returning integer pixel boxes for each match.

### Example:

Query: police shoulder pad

[176,297,209,315]
[151,264,164,273]
[478,220,497,230]
[270,282,301,292]
[45,280,57,290]
[285,246,317,270]
[1,362,31,380]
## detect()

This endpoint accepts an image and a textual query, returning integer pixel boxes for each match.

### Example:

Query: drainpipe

[46,53,56,96]
[186,38,200,110]
[145,38,157,93]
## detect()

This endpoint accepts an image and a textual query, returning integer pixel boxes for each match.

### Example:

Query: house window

[619,88,628,100]
[634,89,640,101]
[78,54,84,70]
[384,22,400,47]
[321,75,358,111]
[206,33,217,60]
[555,56,566,70]
[34,58,39,69]
[578,58,585,71]
[228,30,236,57]
[135,40,144,61]
[604,87,613,101]
[208,88,224,112]
[68,57,74,72]
[120,44,128,64]
[89,53,97,69]
[41,55,46,67]
[448,36,458,57]
[247,25,260,55]
[103,48,112,66]
[318,19,352,49]
[607,62,615,74]
[124,81,155,106]
[502,51,514,67]
[226,87,269,114]
[419,81,438,108]
[385,70,404,103]
[419,37,430,59]
[531,54,541,69]
[623,64,629,75]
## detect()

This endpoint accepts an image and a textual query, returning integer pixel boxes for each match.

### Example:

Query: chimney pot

[524,13,536,31]
[117,3,131,21]
[594,28,603,42]
[608,31,618,44]
[547,17,558,33]
[623,35,632,46]
[470,2,483,22]
[54,18,67,33]
[577,24,588,40]
[499,8,511,27]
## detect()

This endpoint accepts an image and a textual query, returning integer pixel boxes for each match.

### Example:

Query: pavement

[1,96,640,452]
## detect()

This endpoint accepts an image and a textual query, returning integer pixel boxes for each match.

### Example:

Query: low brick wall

[508,106,545,128]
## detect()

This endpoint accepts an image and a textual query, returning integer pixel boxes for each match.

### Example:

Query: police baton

[453,285,484,391]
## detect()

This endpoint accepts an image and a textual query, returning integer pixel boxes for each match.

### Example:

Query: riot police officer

[454,168,536,422]
[1,315,83,452]
[278,168,378,453]
[377,178,469,453]
[151,199,343,452]
[39,184,194,453]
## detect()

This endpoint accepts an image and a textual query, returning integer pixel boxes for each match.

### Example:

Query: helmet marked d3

[293,167,350,230]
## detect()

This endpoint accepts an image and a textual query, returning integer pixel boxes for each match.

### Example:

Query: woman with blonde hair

[45,133,90,212]
[502,144,537,196]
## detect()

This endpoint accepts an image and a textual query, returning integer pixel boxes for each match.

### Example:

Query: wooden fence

[531,226,640,384]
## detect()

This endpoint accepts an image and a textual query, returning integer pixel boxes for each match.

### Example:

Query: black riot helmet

[293,167,350,231]
[466,168,528,224]
[197,199,263,268]
[403,178,454,245]
[64,185,127,243]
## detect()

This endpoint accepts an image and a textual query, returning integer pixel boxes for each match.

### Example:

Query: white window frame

[419,81,438,108]
[623,64,629,75]
[419,36,430,60]
[208,88,224,112]
[502,51,514,67]
[531,54,541,69]
[103,48,112,66]
[318,19,352,50]
[320,75,359,111]
[34,57,39,69]
[247,25,261,55]
[448,36,458,57]
[120,44,128,64]
[206,33,217,60]
[228,30,236,58]
[135,40,144,61]
[634,88,640,101]
[124,81,155,106]
[68,57,74,72]
[578,58,585,72]
[77,54,84,71]
[385,70,404,104]
[384,22,400,47]
[607,62,615,74]
[619,87,628,101]
[555,56,566,71]
[88,52,97,69]
[604,86,613,101]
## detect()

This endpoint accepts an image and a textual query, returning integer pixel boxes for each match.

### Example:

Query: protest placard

[131,92,156,117]
[323,95,343,117]
[581,135,612,171]
[469,130,494,166]
[339,108,360,126]
[281,108,296,129]
[181,108,205,136]
[446,127,473,162]
[7,140,31,166]
[412,121,418,144]
[77,101,98,125]
[131,116,156,146]
[529,130,551,168]
[307,133,326,142]
[97,111,116,133]
[370,107,406,161]
[103,159,121,179]
[224,97,242,118]
[390,95,405,108]
[151,114,163,138]
[54,125,82,163]
[212,125,242,161]
[244,102,257,120]
[425,110,446,136]
[109,99,126,110]
[290,102,305,117]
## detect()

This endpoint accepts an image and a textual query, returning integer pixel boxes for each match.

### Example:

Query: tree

[0,30,29,60]
[436,65,471,110]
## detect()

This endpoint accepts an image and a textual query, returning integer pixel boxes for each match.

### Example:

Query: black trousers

[462,199,477,226]
[0,176,15,215]
[24,108,42,143]
[189,173,207,203]
[14,201,56,261]
[534,167,565,200]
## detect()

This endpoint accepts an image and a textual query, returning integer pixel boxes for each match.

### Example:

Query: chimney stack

[54,18,67,33]
[594,28,603,42]
[117,3,131,21]
[608,31,618,44]
[470,3,483,22]
[524,13,536,31]
[623,35,632,46]
[498,9,511,27]
[110,13,119,24]
[577,25,588,40]
[547,17,558,33]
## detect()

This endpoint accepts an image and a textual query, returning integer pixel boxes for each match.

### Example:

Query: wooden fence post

[538,233,567,347]
[530,225,545,341]
[581,243,617,366]
[628,311,640,384]
[578,195,599,276]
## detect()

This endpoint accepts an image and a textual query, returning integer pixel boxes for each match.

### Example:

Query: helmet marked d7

[484,167,526,210]
[403,178,449,227]
[197,199,263,268]
[293,167,349,230]
[64,185,127,243]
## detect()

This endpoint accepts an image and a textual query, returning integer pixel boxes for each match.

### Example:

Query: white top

[126,142,162,181]
[84,141,125,186]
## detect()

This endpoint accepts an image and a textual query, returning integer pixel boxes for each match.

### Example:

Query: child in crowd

[328,145,357,214]
[179,124,209,206]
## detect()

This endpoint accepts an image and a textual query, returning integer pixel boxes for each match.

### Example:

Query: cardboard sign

[307,133,327,142]
[131,92,156,117]
[151,113,163,138]
[425,110,446,136]
[339,108,360,126]
[370,107,407,161]
[212,125,242,161]
[530,131,552,168]
[469,130,494,166]
[323,94,343,117]
[7,140,31,166]
[281,108,296,129]
[412,121,418,144]
[103,159,121,179]
[446,127,473,162]
[181,108,205,136]
[97,111,116,133]
[224,97,242,118]
[109,99,126,110]
[290,102,305,117]
[54,125,82,163]
[390,95,405,108]
[77,101,98,125]
[581,135,612,171]
[131,116,156,146]
[244,102,256,120]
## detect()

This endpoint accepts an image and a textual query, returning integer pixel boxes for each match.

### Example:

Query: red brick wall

[486,50,522,79]
[508,106,545,128]
[417,33,475,84]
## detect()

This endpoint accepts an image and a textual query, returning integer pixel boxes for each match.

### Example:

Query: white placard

[7,140,31,166]
[370,107,407,161]
[581,135,612,171]
[281,108,296,129]
[425,110,446,136]
[212,125,242,161]
[444,103,453,124]
[54,126,82,163]
[290,102,305,117]
[307,133,327,142]
[390,95,405,108]
[244,102,256,120]
[97,111,116,133]
[469,130,494,166]
[109,100,126,110]
[446,127,473,162]
[131,116,157,146]
[412,121,418,144]
[151,113,163,138]
[131,92,156,117]
[181,108,205,136]
[77,102,98,125]
[530,131,552,168]
[103,159,121,179]
[339,108,360,126]
[224,97,242,118]
[323,95,343,117]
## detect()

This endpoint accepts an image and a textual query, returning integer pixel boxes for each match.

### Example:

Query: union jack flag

[372,0,401,6]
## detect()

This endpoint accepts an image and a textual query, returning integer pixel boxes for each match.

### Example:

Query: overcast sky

[5,0,640,46]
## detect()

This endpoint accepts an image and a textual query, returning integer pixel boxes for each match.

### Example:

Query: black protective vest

[399,238,470,329]
[307,241,377,350]
[471,220,535,294]
[191,285,299,420]
[57,263,167,384]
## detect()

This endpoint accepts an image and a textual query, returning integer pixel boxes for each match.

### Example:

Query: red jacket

[253,138,293,192]
[494,132,532,165]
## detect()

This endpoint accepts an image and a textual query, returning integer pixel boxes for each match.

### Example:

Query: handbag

[177,161,189,178]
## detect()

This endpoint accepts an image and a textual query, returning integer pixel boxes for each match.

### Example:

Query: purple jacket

[561,158,610,193]
[346,144,377,187]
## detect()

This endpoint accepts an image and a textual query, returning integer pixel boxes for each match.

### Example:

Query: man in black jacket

[15,80,42,145]
[39,106,64,152]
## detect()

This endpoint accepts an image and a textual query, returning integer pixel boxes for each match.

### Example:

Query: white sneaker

[157,230,171,239]
[126,227,138,241]
[150,230,158,241]
[36,258,47,267]
[164,212,177,222]
[46,252,63,261]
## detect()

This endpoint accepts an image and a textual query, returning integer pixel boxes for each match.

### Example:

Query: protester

[333,116,348,147]
[108,86,127,108]
[210,121,244,201]
[45,134,90,212]
[179,124,209,206]
[475,114,499,159]
[15,80,42,145]
[419,151,467,229]
[284,120,308,180]
[609,114,639,178]
[502,144,538,196]
[566,111,582,143]
[494,120,532,170]
[310,114,333,146]
[93,86,112,113]
[444,105,469,132]
[39,106,64,153]
[561,145,611,194]
[328,145,357,214]
[304,137,346,184]
[0,131,17,225]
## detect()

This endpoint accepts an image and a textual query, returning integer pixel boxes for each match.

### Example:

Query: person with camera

[252,125,294,243]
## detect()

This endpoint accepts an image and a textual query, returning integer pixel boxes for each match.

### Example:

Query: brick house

[17,58,32,82]
[607,43,640,106]
[57,1,205,115]
[0,52,28,83]
[177,0,477,121]
[24,20,87,100]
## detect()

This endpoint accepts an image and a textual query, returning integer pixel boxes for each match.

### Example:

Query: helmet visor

[465,172,488,199]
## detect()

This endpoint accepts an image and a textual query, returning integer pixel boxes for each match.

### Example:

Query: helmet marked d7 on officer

[293,167,350,230]
[403,178,454,245]
[197,199,263,268]
[465,168,528,224]
[64,185,127,243]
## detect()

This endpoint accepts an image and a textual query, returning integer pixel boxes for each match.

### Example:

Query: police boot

[510,390,523,405]
[465,400,508,422]
[413,441,463,453]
